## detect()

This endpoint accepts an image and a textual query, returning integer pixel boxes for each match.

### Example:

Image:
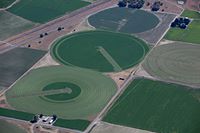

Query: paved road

[1,0,117,52]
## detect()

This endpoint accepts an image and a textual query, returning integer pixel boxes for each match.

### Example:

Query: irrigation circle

[6,66,117,119]
[51,30,149,72]
[142,42,200,86]
[88,7,160,34]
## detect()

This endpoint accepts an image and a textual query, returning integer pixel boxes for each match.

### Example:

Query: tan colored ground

[0,95,10,108]
[185,0,200,11]
[91,121,155,133]
[0,117,31,133]
[106,67,136,88]
[0,117,74,133]
[135,66,157,80]
[75,18,95,32]
[1,0,118,53]
[143,0,183,14]
[157,39,175,45]
[166,0,200,11]
[32,52,59,69]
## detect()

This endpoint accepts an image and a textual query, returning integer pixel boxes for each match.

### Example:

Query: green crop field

[7,0,90,23]
[165,10,200,44]
[103,78,200,133]
[6,65,116,120]
[88,7,159,34]
[0,11,35,40]
[51,31,149,72]
[42,82,81,101]
[54,118,90,131]
[0,0,15,8]
[0,107,34,121]
[142,42,200,87]
[181,9,200,19]
[0,119,27,133]
[0,47,46,87]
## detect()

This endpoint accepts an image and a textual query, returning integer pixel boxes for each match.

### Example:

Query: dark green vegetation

[0,119,27,133]
[0,0,15,8]
[142,42,200,86]
[51,31,149,72]
[7,0,90,23]
[0,11,35,40]
[0,107,34,121]
[88,7,159,34]
[54,118,90,131]
[165,10,200,44]
[42,82,81,101]
[104,78,200,133]
[6,65,116,119]
[0,107,89,131]
[0,47,46,87]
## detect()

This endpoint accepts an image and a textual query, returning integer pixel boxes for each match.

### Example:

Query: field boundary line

[0,0,19,11]
[106,79,144,113]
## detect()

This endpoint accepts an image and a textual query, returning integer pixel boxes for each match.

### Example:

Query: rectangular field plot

[0,47,46,87]
[164,10,200,44]
[181,9,200,19]
[7,0,90,23]
[0,11,35,41]
[103,78,200,133]
[0,107,34,121]
[165,20,200,44]
[53,118,90,131]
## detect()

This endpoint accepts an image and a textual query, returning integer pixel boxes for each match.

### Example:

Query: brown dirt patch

[106,67,137,88]
[143,0,183,14]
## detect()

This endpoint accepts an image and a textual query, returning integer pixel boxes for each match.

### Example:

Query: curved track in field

[88,7,160,34]
[6,65,117,119]
[51,30,149,72]
[142,42,200,87]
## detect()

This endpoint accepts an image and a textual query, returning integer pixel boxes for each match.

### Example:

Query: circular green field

[88,7,160,34]
[42,82,81,101]
[51,31,149,72]
[6,66,117,119]
[142,42,200,86]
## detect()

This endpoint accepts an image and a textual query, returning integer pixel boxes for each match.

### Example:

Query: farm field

[7,0,90,23]
[103,78,200,133]
[0,107,34,121]
[88,7,160,34]
[142,42,200,87]
[0,107,90,131]
[0,0,15,8]
[164,10,200,44]
[0,119,27,133]
[54,118,90,131]
[0,47,46,87]
[91,122,154,133]
[51,30,149,72]
[6,65,117,120]
[181,9,200,19]
[0,11,35,41]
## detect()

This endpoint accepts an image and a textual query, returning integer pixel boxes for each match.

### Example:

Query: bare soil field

[136,12,176,45]
[91,121,155,133]
[166,0,200,11]
[143,0,183,14]
[0,47,46,87]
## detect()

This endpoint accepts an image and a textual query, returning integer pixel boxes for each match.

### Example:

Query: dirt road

[1,0,118,52]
